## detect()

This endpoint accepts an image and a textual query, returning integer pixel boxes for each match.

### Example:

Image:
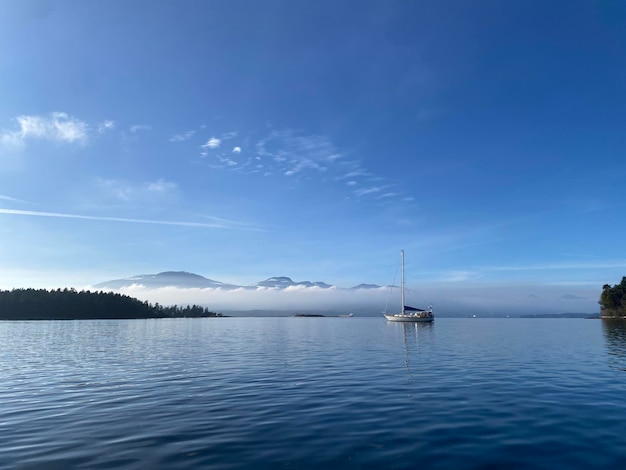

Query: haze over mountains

[91,271,389,316]
[93,271,381,291]
[89,270,600,317]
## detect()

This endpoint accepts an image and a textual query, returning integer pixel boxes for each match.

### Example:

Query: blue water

[1,317,626,469]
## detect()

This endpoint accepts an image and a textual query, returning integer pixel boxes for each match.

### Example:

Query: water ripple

[1,318,625,469]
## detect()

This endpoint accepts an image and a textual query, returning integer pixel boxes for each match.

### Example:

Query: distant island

[0,288,221,320]
[600,277,626,319]
[520,313,598,319]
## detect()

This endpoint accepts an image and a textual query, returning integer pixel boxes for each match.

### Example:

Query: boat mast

[401,249,405,315]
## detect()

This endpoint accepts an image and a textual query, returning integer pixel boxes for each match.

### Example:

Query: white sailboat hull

[383,250,435,323]
[384,313,434,323]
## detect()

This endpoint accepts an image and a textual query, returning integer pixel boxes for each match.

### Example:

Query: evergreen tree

[0,289,221,320]
[600,277,626,318]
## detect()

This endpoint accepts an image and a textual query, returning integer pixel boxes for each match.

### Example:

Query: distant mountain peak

[94,271,365,292]
[267,276,293,282]
[94,271,236,290]
[350,283,382,290]
[254,277,296,288]
[155,271,207,279]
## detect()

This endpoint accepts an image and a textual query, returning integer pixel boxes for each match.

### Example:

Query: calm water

[1,317,626,469]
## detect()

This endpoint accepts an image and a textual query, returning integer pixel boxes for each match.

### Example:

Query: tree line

[600,277,626,318]
[0,288,221,320]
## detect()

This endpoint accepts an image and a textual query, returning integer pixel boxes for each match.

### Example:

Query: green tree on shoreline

[600,277,626,318]
[0,288,221,320]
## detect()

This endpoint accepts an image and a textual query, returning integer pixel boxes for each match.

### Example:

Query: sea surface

[2,317,626,469]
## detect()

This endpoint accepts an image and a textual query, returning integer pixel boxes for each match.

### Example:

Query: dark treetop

[0,288,220,320]
[600,277,626,319]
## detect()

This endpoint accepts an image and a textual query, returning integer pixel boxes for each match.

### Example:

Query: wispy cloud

[354,186,383,197]
[254,130,339,177]
[146,179,177,192]
[194,127,414,205]
[0,208,258,230]
[337,164,371,180]
[438,270,480,282]
[130,124,152,133]
[96,179,133,201]
[97,120,115,133]
[485,261,626,272]
[96,178,178,201]
[0,194,32,204]
[202,137,221,149]
[1,112,89,147]
[199,214,260,229]
[169,130,196,142]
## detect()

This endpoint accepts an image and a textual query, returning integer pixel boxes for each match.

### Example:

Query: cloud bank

[89,282,601,316]
[105,284,392,314]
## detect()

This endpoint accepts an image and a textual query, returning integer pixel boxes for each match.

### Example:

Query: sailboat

[383,250,434,323]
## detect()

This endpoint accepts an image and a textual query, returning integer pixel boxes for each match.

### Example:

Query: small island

[600,277,626,319]
[0,288,221,320]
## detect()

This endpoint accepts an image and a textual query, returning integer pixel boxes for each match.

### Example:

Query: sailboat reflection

[602,319,626,371]
[388,322,434,396]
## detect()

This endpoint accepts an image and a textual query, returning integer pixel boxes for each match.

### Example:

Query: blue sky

[1,0,625,314]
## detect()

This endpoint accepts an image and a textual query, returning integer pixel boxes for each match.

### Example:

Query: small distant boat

[383,250,434,323]
[339,313,354,318]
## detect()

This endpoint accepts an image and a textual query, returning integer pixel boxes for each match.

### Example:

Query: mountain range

[93,271,382,291]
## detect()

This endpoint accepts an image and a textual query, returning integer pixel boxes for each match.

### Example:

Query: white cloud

[169,130,196,142]
[87,280,602,316]
[221,131,237,140]
[354,186,382,197]
[97,120,115,133]
[233,146,242,154]
[146,179,177,192]
[130,124,152,133]
[1,130,24,148]
[102,284,391,314]
[96,178,132,201]
[95,178,179,201]
[202,137,221,149]
[1,112,89,147]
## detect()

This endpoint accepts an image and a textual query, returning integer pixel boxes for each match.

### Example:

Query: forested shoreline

[600,277,626,318]
[0,288,221,320]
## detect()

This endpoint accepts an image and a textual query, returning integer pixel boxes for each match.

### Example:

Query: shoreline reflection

[602,319,626,371]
